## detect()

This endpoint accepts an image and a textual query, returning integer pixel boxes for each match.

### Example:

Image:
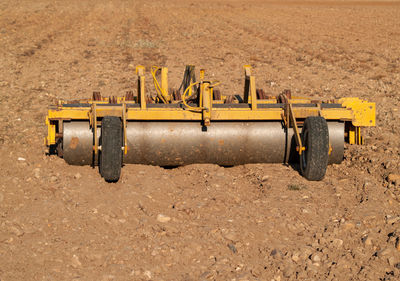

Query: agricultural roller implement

[45,65,375,182]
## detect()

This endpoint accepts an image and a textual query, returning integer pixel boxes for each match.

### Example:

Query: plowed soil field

[1,0,400,280]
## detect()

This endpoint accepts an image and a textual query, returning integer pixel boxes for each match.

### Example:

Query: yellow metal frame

[45,104,356,121]
[45,65,376,152]
[45,116,56,146]
[338,97,375,127]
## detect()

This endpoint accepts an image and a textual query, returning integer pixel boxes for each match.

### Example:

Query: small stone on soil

[71,255,82,268]
[228,243,237,253]
[156,214,171,223]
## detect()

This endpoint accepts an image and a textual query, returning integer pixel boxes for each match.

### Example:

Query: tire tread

[300,116,329,181]
[99,116,122,182]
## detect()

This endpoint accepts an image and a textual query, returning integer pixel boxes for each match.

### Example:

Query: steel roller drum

[63,121,99,165]
[327,122,345,164]
[63,121,344,166]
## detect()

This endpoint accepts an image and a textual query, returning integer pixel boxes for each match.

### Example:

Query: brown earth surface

[1,0,400,280]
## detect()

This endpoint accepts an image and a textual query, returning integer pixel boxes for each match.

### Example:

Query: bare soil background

[1,0,400,280]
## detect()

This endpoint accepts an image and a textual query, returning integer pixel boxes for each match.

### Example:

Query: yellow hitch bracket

[339,97,375,127]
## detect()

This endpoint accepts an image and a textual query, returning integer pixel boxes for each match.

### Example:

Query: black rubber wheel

[300,116,329,181]
[99,116,122,182]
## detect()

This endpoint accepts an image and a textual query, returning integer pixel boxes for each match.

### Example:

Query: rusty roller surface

[63,121,344,166]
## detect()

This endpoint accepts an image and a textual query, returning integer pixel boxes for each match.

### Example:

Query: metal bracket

[161,67,169,102]
[136,65,146,110]
[348,124,363,145]
[122,102,128,155]
[90,103,99,166]
[201,82,212,126]
[339,97,375,127]
[243,65,257,110]
[288,104,304,155]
